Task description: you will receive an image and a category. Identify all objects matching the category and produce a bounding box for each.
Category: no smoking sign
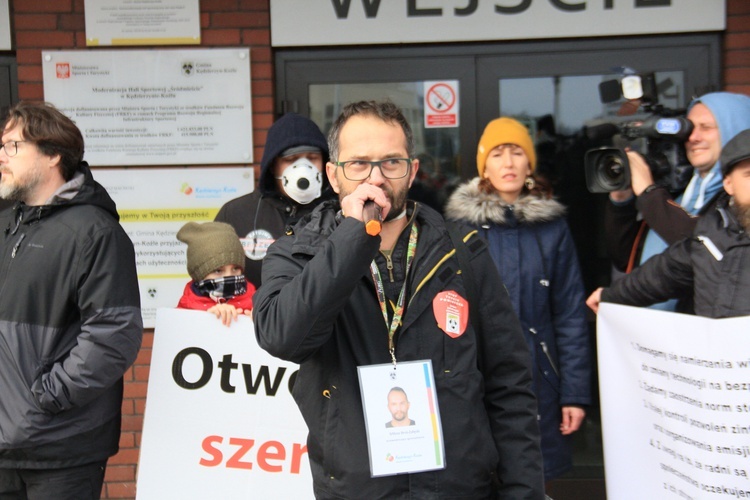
[424,80,459,128]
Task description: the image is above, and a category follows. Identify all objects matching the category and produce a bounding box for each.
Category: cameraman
[605,91,750,311]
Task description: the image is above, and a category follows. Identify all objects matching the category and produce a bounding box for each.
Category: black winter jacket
[602,193,750,318]
[253,201,544,499]
[0,164,143,468]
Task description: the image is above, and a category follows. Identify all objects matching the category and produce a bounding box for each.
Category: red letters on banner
[200,435,308,474]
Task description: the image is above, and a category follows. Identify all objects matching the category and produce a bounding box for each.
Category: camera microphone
[363,200,382,236]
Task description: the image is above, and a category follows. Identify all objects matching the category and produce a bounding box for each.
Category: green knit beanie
[176,221,245,281]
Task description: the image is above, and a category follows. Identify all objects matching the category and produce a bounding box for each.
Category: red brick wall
[726,0,750,94]
[7,1,749,499]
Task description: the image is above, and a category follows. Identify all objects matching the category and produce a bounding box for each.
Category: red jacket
[176,280,255,311]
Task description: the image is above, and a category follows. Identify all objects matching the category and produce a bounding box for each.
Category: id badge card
[357,360,446,477]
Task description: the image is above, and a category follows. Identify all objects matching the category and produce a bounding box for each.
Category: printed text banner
[136,308,313,499]
[598,304,750,500]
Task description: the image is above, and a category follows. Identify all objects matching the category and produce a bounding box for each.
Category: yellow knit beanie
[476,117,536,177]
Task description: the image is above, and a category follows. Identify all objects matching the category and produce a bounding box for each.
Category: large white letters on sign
[598,304,750,500]
[136,309,313,499]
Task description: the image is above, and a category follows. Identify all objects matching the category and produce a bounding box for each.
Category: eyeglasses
[334,158,412,181]
[0,140,27,157]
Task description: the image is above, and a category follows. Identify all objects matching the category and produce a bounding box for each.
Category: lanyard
[370,223,418,375]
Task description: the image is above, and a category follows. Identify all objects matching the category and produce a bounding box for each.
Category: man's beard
[0,175,33,202]
[336,177,410,222]
[731,199,750,233]
[0,162,46,203]
[383,183,409,222]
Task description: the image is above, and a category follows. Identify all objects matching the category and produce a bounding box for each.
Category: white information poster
[598,304,750,500]
[42,48,252,166]
[94,167,253,328]
[84,0,201,46]
[136,308,313,499]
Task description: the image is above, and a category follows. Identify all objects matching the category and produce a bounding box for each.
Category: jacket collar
[445,177,566,226]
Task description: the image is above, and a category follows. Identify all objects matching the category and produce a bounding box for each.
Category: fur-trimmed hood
[445,177,566,226]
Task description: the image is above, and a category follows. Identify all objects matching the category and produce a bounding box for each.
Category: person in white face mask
[215,113,331,287]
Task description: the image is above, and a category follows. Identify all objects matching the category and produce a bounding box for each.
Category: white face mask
[276,157,323,205]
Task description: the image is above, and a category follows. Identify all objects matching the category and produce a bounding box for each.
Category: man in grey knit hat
[215,113,332,287]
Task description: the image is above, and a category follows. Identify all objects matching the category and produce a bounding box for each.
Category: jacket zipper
[11,233,26,258]
[539,341,560,377]
[384,253,394,282]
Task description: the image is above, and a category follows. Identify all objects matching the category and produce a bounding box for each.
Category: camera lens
[584,147,630,193]
[601,154,625,181]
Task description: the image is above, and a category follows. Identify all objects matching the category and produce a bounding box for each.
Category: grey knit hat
[177,221,245,282]
[720,128,750,177]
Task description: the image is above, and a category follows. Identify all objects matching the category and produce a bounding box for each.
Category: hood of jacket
[445,177,566,226]
[689,92,750,178]
[258,112,331,197]
[10,162,119,227]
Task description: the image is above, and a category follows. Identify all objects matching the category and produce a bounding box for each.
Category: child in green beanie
[176,221,256,326]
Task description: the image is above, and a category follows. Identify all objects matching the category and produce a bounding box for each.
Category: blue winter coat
[447,178,591,480]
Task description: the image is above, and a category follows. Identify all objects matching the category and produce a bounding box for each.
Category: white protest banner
[42,48,252,166]
[95,167,253,328]
[136,308,313,499]
[597,304,750,500]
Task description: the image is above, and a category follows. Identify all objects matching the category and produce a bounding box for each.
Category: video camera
[583,73,694,194]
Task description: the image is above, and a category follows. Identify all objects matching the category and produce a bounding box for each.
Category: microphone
[363,200,382,236]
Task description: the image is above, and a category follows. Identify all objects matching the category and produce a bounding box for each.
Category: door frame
[275,33,720,181]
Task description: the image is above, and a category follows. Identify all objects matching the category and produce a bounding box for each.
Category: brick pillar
[725,0,750,94]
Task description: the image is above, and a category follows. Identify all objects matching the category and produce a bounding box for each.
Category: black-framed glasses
[334,158,412,181]
[0,140,27,157]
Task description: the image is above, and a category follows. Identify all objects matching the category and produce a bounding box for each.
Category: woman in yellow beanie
[446,117,591,484]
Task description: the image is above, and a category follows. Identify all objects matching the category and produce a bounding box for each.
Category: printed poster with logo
[136,308,313,499]
[41,48,252,166]
[95,167,253,328]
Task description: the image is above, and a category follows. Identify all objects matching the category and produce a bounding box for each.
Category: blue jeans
[0,461,106,500]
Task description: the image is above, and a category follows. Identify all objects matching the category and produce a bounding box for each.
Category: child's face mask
[276,157,323,205]
[196,275,247,301]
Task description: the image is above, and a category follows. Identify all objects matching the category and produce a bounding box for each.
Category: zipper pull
[12,234,26,258]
